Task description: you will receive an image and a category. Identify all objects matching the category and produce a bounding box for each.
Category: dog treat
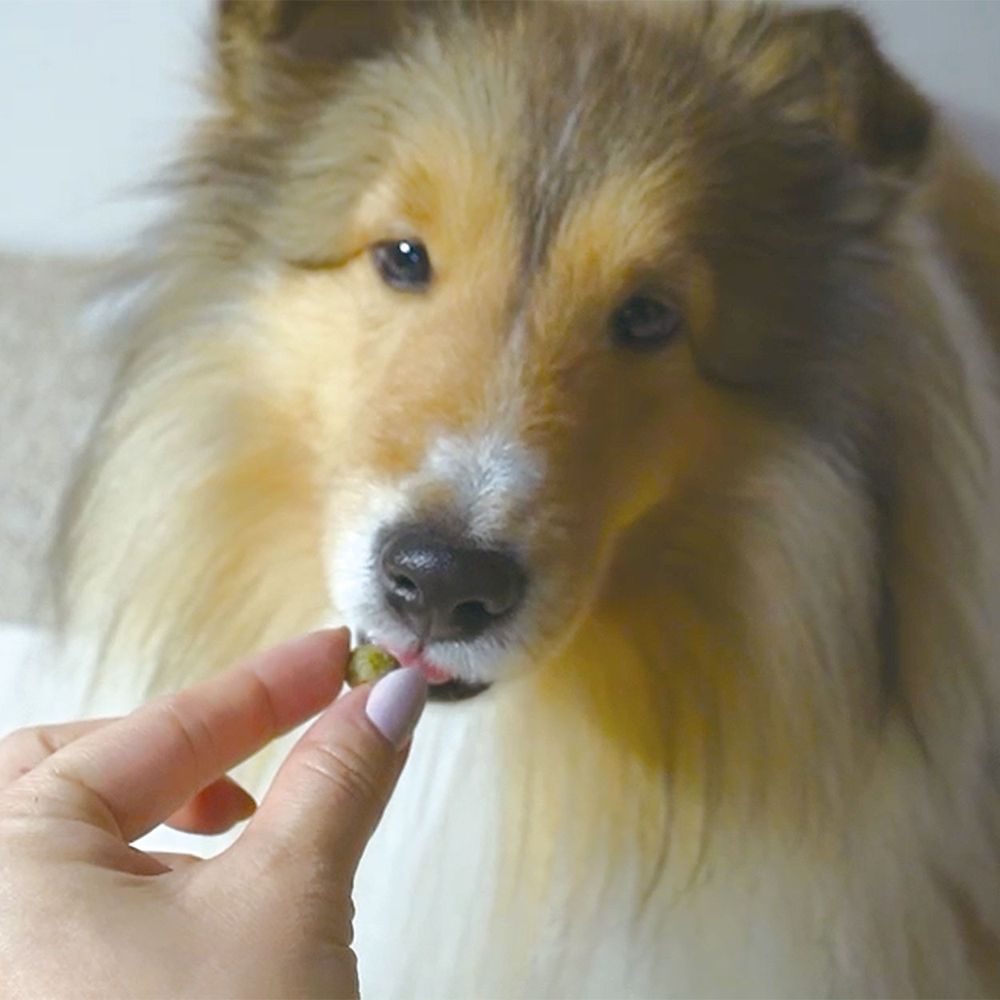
[346,643,401,687]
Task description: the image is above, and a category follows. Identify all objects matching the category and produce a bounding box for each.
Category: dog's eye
[372,239,432,291]
[611,296,682,351]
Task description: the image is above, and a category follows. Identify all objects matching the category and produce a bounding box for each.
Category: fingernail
[365,668,428,749]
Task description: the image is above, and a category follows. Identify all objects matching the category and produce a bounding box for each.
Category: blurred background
[0,0,998,256]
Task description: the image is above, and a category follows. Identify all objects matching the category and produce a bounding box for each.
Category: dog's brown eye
[372,239,432,291]
[611,296,682,351]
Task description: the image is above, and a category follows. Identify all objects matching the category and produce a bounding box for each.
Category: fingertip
[296,626,354,685]
[320,624,351,645]
[167,776,257,835]
[240,627,355,735]
[303,626,352,662]
[232,784,258,823]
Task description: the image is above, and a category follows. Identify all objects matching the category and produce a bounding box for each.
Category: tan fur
[56,2,1000,995]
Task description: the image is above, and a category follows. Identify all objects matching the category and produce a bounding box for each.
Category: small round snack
[346,643,401,687]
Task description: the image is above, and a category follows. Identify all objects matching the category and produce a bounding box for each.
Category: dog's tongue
[398,650,452,685]
[421,664,453,684]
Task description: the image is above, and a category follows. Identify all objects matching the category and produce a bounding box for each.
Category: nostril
[378,527,527,642]
[451,600,494,635]
[389,573,420,601]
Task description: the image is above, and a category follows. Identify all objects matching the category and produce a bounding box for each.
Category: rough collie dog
[55,1,1000,996]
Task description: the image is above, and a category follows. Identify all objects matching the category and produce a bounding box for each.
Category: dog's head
[204,1,932,699]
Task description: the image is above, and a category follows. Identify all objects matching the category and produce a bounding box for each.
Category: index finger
[3,629,350,843]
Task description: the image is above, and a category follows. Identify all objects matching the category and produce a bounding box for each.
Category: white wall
[0,0,210,254]
[0,0,998,255]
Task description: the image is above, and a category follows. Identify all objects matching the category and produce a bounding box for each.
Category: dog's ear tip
[213,0,436,120]
[735,4,935,180]
[819,6,934,174]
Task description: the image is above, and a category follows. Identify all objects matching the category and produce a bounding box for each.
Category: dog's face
[214,1,930,698]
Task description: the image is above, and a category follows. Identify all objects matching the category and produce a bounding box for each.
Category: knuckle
[0,727,60,780]
[155,693,220,769]
[0,728,30,764]
[42,764,124,836]
[245,667,281,740]
[0,763,122,838]
[301,739,383,810]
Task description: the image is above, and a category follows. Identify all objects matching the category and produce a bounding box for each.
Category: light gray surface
[0,1,997,255]
[0,0,208,255]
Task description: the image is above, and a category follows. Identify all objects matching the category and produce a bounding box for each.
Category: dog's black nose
[379,529,525,642]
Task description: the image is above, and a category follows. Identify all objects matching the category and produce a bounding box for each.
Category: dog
[55,1,1000,995]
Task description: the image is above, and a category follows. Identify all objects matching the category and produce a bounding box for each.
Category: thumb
[231,667,427,888]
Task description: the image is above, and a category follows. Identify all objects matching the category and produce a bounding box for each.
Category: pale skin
[0,628,421,999]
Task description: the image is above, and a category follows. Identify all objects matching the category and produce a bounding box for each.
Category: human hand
[0,628,427,999]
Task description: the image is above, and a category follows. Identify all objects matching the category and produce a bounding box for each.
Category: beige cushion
[0,253,114,625]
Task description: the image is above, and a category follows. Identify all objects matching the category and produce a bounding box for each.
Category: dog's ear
[215,0,435,119]
[734,5,933,180]
[688,7,935,390]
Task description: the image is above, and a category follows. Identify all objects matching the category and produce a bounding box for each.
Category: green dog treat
[346,643,400,687]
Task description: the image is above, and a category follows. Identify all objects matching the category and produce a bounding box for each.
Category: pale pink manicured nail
[365,668,428,749]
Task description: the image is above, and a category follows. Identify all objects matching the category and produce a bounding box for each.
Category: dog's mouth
[423,677,492,702]
[357,632,492,703]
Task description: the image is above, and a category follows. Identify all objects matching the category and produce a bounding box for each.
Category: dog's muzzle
[374,525,528,701]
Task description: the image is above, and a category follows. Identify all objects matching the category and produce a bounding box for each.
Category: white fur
[422,431,544,540]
